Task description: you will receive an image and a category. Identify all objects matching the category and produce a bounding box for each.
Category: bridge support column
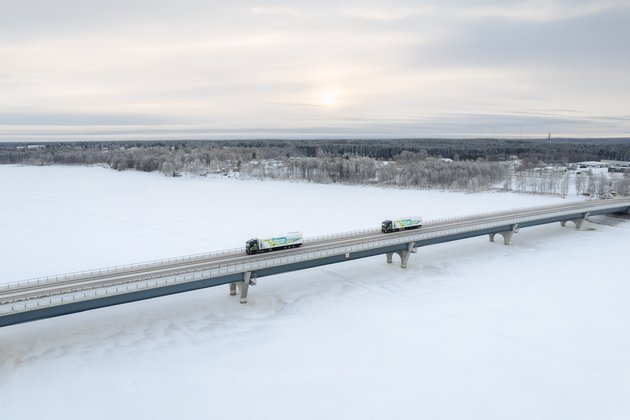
[489,224,518,245]
[236,271,253,304]
[561,213,589,230]
[229,282,237,296]
[395,242,417,268]
[386,252,393,264]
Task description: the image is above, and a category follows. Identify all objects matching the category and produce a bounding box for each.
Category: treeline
[2,138,630,168]
[575,173,630,196]
[510,171,570,195]
[1,139,628,195]
[241,156,508,191]
[506,170,630,196]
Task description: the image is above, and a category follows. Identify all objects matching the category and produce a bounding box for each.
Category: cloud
[0,0,629,140]
[418,9,630,69]
[249,6,301,17]
[342,7,435,21]
[458,0,630,22]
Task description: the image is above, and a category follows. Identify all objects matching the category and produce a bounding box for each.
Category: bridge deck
[2,198,629,328]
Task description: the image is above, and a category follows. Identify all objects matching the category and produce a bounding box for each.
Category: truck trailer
[245,232,304,255]
[381,217,423,233]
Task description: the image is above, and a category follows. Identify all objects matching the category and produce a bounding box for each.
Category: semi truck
[381,217,423,233]
[245,232,304,255]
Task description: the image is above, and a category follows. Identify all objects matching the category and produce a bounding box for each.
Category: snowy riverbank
[1,165,629,420]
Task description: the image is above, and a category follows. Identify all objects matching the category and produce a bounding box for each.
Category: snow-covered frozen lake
[1,165,629,419]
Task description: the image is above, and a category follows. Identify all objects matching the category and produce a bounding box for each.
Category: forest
[2,138,629,195]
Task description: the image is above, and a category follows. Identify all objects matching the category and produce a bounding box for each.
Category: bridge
[2,198,629,328]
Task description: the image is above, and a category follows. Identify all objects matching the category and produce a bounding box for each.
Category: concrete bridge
[1,198,629,328]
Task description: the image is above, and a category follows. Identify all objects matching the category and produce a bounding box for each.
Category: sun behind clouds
[319,89,339,107]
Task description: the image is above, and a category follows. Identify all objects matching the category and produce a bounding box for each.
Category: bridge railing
[424,198,595,226]
[5,199,628,316]
[3,197,629,313]
[0,227,383,292]
[0,246,245,291]
[180,198,629,273]
[0,213,546,316]
[305,228,380,243]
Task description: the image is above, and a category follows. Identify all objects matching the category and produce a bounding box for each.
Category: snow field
[1,165,629,420]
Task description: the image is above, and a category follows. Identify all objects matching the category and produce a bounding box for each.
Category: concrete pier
[236,271,253,304]
[394,242,417,268]
[560,213,589,229]
[489,224,519,245]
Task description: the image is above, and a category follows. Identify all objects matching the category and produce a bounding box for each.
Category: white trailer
[246,232,303,254]
[381,217,423,233]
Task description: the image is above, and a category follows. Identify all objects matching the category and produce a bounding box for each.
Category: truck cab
[245,239,259,255]
[381,220,394,233]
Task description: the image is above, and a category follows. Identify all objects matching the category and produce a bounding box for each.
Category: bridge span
[2,198,629,328]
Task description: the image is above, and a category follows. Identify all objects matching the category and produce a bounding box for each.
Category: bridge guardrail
[0,200,630,315]
[0,246,246,291]
[3,198,629,316]
[305,228,379,243]
[213,198,628,270]
[424,197,600,226]
[0,214,556,316]
[5,197,626,292]
[0,228,385,291]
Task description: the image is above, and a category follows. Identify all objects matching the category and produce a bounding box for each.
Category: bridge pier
[489,224,519,245]
[233,271,254,304]
[386,252,393,264]
[393,242,417,268]
[561,213,589,229]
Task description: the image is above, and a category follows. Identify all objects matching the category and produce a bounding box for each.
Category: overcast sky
[1,0,629,141]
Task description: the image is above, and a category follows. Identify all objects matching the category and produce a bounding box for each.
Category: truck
[245,232,304,255]
[381,217,423,233]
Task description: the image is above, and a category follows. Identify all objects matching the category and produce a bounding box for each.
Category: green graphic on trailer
[261,235,301,248]
[395,218,421,227]
[264,237,287,247]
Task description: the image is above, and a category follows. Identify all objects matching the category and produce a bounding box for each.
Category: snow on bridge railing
[0,246,245,291]
[2,197,629,312]
[207,199,630,272]
[424,197,630,226]
[54,200,630,280]
[305,228,379,243]
[197,200,628,279]
[1,227,383,293]
[0,223,470,315]
[3,199,629,317]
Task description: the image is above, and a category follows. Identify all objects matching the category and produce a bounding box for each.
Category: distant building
[601,160,630,167]
[576,161,606,169]
[16,144,45,150]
